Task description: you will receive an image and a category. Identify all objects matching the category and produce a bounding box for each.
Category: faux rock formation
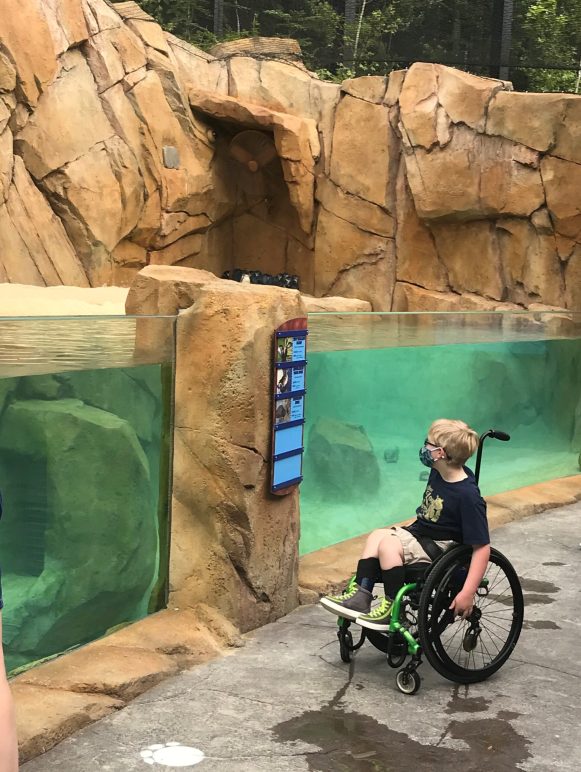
[127,265,305,633]
[306,416,380,499]
[0,1,579,311]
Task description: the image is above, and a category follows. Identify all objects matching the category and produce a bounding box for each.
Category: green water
[300,337,581,555]
[0,364,172,674]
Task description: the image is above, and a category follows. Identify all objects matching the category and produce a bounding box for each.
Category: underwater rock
[19,374,61,400]
[59,367,159,443]
[383,447,399,463]
[0,398,156,665]
[307,417,380,499]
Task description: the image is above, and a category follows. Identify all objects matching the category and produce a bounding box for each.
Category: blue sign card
[272,325,307,493]
[291,366,304,391]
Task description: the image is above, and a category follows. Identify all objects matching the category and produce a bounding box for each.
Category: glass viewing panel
[300,311,581,555]
[0,316,175,674]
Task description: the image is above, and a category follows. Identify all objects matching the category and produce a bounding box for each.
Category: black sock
[382,566,405,601]
[356,558,381,592]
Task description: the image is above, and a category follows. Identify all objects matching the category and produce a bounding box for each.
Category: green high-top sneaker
[320,579,373,621]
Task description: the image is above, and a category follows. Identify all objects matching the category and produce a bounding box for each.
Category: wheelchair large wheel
[418,545,523,684]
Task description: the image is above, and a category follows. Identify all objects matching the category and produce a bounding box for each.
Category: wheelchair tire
[418,545,523,684]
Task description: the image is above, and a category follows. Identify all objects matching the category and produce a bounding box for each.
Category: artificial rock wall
[1,0,580,311]
[127,265,303,632]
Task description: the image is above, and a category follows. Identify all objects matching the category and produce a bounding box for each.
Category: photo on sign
[276,337,293,363]
[276,368,292,395]
[275,399,291,424]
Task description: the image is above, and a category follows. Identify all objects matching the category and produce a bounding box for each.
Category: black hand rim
[418,546,524,683]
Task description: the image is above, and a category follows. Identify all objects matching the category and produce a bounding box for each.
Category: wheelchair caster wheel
[339,629,353,663]
[396,669,421,695]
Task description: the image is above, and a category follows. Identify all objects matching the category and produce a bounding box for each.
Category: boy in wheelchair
[320,418,491,632]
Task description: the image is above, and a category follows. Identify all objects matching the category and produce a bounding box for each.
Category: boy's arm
[449,543,491,619]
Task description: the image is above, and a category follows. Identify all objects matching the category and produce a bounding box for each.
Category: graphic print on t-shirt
[417,485,444,523]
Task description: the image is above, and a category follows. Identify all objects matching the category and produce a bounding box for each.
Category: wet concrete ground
[22,504,581,771]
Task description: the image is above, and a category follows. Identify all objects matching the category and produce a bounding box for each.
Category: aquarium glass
[0,315,175,674]
[301,311,581,555]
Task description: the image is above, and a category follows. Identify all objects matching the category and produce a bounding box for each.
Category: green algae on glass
[300,329,581,556]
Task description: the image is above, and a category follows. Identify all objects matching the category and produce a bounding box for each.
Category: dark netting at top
[141,0,581,93]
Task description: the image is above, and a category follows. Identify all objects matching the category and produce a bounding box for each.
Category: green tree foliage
[140,0,218,48]
[139,0,581,92]
[512,0,581,92]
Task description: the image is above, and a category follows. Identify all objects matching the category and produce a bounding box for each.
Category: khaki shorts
[387,526,456,564]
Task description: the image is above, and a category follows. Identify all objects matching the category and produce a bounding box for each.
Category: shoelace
[367,598,392,618]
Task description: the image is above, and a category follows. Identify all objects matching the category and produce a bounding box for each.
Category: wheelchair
[334,430,525,695]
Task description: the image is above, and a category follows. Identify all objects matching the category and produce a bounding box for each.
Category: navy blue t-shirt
[407,467,489,545]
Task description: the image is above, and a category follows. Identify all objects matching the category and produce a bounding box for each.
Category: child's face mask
[419,444,435,467]
[419,438,443,468]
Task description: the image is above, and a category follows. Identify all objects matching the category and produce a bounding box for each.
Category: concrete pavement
[22,504,581,771]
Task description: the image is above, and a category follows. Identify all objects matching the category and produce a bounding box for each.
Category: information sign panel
[271,317,307,494]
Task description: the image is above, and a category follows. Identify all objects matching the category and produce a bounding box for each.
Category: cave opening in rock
[193,110,313,292]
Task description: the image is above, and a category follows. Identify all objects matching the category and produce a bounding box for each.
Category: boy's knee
[378,533,403,554]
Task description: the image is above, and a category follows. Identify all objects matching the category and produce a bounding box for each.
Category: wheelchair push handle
[488,429,510,442]
[474,428,511,485]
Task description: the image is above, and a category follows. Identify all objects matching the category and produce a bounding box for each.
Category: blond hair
[429,418,479,466]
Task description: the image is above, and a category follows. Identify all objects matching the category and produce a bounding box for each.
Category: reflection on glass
[301,311,581,555]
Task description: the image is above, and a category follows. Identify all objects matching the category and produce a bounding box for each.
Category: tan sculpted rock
[431,221,504,300]
[398,63,438,149]
[15,51,114,179]
[314,209,394,310]
[0,0,58,107]
[541,155,581,242]
[301,294,372,312]
[341,76,388,104]
[487,91,565,151]
[128,267,304,632]
[330,94,391,208]
[436,65,506,132]
[0,3,579,308]
[394,160,448,291]
[404,127,544,221]
[316,176,394,238]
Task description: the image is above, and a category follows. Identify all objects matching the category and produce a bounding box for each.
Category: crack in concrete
[509,657,581,681]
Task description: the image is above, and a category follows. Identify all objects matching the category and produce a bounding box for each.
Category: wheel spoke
[483,564,503,593]
[478,607,514,617]
[418,549,523,680]
[476,635,494,666]
[479,621,508,646]
[480,616,512,635]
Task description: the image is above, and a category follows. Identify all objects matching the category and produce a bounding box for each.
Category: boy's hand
[449,590,475,619]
